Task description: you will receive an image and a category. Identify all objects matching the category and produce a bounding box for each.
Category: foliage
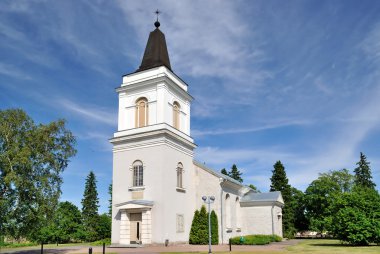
[230,234,282,245]
[91,238,111,246]
[96,213,111,240]
[108,183,112,217]
[189,206,218,244]
[221,164,243,183]
[304,174,341,232]
[354,152,376,189]
[269,161,294,238]
[32,201,83,243]
[81,171,100,242]
[320,169,354,193]
[291,188,309,231]
[248,184,260,193]
[210,210,218,244]
[229,164,243,183]
[330,188,380,245]
[0,109,76,240]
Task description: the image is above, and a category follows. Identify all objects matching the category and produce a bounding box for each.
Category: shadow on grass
[1,248,77,254]
[308,243,378,247]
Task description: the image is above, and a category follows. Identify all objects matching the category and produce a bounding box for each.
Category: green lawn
[162,239,380,254]
[286,239,380,254]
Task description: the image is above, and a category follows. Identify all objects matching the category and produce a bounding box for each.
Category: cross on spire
[155,9,161,21]
[154,9,161,28]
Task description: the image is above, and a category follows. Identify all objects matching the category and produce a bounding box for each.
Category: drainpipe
[219,178,226,244]
[271,205,275,236]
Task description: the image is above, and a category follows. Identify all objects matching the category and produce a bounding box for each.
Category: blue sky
[1,0,380,213]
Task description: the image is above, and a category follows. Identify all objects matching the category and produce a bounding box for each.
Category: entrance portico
[116,200,153,245]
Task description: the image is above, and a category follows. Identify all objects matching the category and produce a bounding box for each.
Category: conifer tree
[189,210,200,244]
[81,171,99,241]
[108,183,112,217]
[270,161,295,238]
[354,152,376,189]
[210,210,219,244]
[221,168,229,176]
[229,164,243,183]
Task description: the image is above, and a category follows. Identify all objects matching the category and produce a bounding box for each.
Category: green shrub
[189,206,219,244]
[230,235,282,245]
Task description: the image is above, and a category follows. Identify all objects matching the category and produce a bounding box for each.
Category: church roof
[241,191,283,204]
[193,160,244,187]
[136,22,172,72]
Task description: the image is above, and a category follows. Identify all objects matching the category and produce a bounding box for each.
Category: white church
[110,19,284,246]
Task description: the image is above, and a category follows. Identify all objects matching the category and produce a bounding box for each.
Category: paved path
[1,240,301,254]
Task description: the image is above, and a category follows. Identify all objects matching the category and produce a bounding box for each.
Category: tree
[320,169,354,193]
[54,201,82,243]
[108,183,112,217]
[81,171,99,241]
[330,188,380,245]
[248,184,260,193]
[229,164,243,183]
[221,168,228,176]
[221,165,243,183]
[354,152,376,189]
[269,161,294,238]
[96,213,111,240]
[0,109,76,240]
[189,206,217,244]
[291,188,309,231]
[304,174,341,232]
[210,210,218,244]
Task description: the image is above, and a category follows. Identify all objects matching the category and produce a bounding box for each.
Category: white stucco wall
[117,67,191,135]
[111,134,196,244]
[240,205,283,237]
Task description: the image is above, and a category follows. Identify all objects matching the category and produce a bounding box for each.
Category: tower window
[132,160,144,187]
[135,97,148,128]
[173,101,180,129]
[176,162,184,188]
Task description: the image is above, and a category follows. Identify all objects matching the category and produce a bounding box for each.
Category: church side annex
[110,18,284,246]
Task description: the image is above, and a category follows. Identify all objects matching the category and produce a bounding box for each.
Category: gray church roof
[137,21,172,72]
[193,160,245,187]
[241,191,282,203]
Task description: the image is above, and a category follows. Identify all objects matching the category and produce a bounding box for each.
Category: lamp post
[202,195,215,254]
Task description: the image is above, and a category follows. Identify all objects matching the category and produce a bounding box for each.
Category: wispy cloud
[193,119,312,137]
[57,98,117,127]
[0,63,32,80]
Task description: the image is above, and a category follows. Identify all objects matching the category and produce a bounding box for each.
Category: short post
[89,247,92,254]
[229,238,231,252]
[40,243,43,254]
[102,242,105,254]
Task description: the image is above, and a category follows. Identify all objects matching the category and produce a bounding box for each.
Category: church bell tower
[110,18,196,245]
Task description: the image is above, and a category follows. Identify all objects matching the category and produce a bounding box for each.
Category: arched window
[235,197,240,229]
[225,194,231,228]
[132,160,143,187]
[135,97,148,128]
[173,101,180,129]
[176,162,184,188]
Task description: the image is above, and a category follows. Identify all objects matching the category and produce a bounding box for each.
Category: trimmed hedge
[230,234,282,245]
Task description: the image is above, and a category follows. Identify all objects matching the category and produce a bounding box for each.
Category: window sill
[128,186,145,191]
[226,228,233,233]
[176,187,186,193]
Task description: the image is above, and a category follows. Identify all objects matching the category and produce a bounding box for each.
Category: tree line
[0,109,110,244]
[220,153,379,245]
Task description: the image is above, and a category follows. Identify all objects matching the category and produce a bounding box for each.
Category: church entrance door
[130,213,142,244]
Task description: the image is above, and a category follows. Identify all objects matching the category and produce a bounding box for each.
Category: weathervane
[154,9,161,28]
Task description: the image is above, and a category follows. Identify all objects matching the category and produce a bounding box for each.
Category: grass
[162,239,380,254]
[286,239,380,253]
